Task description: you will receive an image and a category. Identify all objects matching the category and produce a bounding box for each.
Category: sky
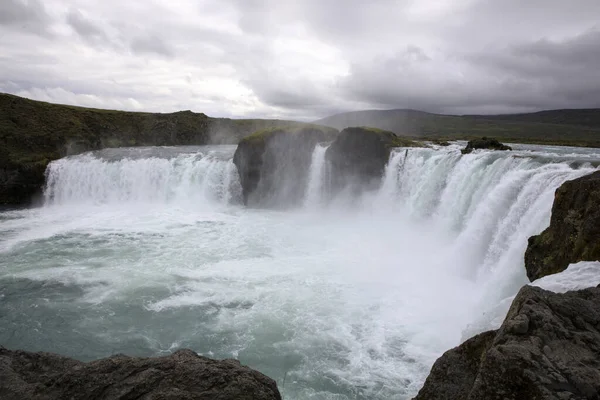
[1,0,600,120]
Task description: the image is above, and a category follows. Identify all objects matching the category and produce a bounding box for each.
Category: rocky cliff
[232,126,425,206]
[525,170,600,281]
[233,126,338,207]
[325,127,424,195]
[414,285,600,400]
[0,93,319,205]
[0,347,281,400]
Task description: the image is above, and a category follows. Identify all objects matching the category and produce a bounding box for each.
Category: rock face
[414,285,600,400]
[233,126,338,206]
[525,170,600,281]
[461,137,512,154]
[0,347,282,400]
[324,127,423,194]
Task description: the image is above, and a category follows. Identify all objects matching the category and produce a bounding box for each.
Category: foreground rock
[0,347,281,400]
[414,285,600,400]
[233,126,337,206]
[325,127,424,194]
[525,170,600,281]
[461,137,512,154]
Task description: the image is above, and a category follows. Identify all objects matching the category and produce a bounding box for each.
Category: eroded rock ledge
[0,348,282,400]
[525,170,600,281]
[414,285,600,400]
[233,126,423,206]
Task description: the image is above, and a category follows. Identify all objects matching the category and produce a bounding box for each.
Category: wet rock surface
[414,285,600,400]
[525,170,600,281]
[0,347,282,400]
[461,137,512,154]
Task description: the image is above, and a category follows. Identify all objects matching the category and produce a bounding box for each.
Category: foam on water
[1,143,599,400]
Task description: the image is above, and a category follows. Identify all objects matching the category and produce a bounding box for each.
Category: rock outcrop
[525,170,600,281]
[325,127,423,194]
[461,137,512,154]
[0,347,281,400]
[0,93,323,205]
[414,285,600,400]
[233,126,338,206]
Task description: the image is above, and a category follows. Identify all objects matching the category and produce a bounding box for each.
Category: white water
[1,143,599,400]
[44,146,241,207]
[304,143,329,207]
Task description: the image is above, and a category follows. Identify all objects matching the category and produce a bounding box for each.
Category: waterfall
[44,146,241,206]
[378,146,597,332]
[304,144,329,208]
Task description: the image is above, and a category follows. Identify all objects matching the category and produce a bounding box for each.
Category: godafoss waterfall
[1,138,600,399]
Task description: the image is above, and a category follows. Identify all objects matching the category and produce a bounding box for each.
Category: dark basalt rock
[461,137,512,154]
[0,347,282,400]
[414,285,600,400]
[525,170,600,281]
[233,126,337,207]
[324,126,423,194]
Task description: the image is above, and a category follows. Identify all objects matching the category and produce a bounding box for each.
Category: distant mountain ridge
[315,108,600,146]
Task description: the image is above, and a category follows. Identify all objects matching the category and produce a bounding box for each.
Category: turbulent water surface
[1,143,599,399]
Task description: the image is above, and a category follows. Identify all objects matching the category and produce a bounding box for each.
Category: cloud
[0,0,51,35]
[66,8,109,44]
[0,0,599,119]
[130,34,175,57]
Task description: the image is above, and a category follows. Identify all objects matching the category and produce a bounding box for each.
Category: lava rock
[0,347,282,400]
[325,126,423,194]
[233,126,337,207]
[414,285,600,400]
[461,137,512,154]
[525,170,600,281]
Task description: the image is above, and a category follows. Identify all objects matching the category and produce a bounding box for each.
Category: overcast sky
[1,0,600,120]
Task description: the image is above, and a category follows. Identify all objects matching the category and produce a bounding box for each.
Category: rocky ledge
[525,170,600,281]
[325,127,424,194]
[461,137,512,154]
[233,125,338,206]
[233,125,423,206]
[414,285,600,400]
[0,347,281,400]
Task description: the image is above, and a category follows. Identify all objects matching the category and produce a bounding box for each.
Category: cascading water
[44,146,241,206]
[1,142,599,400]
[304,143,329,207]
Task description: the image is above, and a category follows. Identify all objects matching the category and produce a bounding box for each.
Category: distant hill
[315,108,600,147]
[0,93,331,204]
[465,109,600,129]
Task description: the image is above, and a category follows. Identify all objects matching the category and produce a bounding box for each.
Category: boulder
[414,285,600,400]
[461,137,512,154]
[0,347,281,400]
[324,127,423,194]
[233,126,337,207]
[525,170,600,281]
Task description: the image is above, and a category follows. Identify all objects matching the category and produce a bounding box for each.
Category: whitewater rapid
[1,142,599,400]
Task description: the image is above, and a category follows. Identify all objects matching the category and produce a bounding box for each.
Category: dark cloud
[130,34,175,58]
[66,9,109,44]
[0,0,599,119]
[0,0,50,34]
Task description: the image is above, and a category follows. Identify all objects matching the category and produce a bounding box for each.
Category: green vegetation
[240,125,338,145]
[355,126,426,148]
[315,109,600,148]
